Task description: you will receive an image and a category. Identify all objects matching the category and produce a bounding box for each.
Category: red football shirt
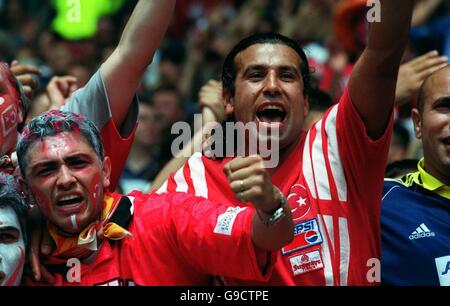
[161,88,393,285]
[26,192,275,286]
[100,118,136,191]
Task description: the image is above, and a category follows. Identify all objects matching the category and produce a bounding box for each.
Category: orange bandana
[44,193,133,265]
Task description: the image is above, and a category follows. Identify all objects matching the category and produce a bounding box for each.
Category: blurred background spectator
[1,0,448,188]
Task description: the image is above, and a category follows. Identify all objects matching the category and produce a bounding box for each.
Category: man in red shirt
[161,1,415,285]
[1,0,177,282]
[17,110,293,286]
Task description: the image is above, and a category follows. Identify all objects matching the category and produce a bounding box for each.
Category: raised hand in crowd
[150,79,225,191]
[46,75,78,109]
[395,50,448,106]
[10,60,42,99]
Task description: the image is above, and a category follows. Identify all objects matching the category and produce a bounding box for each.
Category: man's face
[136,103,161,147]
[413,67,450,183]
[25,132,111,234]
[0,66,22,156]
[0,206,25,286]
[224,44,308,154]
[153,91,183,129]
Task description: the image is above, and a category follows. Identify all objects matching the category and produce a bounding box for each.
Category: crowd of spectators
[1,0,449,191]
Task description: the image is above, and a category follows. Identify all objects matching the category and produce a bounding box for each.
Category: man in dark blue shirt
[382,65,450,286]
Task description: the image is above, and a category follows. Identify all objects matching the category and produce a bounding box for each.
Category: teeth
[60,195,80,202]
[261,105,284,112]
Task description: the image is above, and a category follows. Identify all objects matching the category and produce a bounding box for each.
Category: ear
[17,176,28,196]
[411,108,422,140]
[303,95,309,118]
[223,91,234,116]
[17,105,24,126]
[102,156,112,190]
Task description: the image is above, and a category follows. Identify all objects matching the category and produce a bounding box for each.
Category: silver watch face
[265,193,286,225]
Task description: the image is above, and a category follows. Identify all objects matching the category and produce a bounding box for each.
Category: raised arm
[102,0,176,127]
[349,0,414,139]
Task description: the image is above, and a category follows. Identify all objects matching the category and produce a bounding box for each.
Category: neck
[423,159,450,186]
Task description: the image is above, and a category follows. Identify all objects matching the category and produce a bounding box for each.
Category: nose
[56,165,76,190]
[263,71,282,97]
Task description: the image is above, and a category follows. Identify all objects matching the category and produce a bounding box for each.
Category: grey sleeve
[61,67,138,137]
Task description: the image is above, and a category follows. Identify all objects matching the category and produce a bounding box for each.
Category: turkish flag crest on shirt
[287,184,311,222]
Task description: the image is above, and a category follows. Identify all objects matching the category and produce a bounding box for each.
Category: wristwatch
[263,190,287,226]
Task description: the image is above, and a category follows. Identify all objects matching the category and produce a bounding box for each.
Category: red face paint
[76,172,103,231]
[26,132,106,235]
[0,64,21,156]
[4,247,25,286]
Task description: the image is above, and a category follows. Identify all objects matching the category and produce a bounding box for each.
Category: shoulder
[382,178,409,199]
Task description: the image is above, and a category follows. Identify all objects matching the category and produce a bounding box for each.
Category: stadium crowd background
[1,0,449,192]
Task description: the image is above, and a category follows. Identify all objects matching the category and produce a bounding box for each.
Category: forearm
[114,0,175,73]
[102,0,176,126]
[251,202,293,251]
[365,0,414,73]
[349,0,414,139]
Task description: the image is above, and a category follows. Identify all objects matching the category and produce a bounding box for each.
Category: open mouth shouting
[256,102,287,128]
[56,193,85,214]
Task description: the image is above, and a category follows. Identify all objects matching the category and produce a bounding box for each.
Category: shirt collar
[414,158,450,199]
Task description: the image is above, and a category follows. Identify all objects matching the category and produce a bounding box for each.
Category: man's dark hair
[16,110,104,179]
[308,87,334,112]
[0,173,28,245]
[221,32,312,98]
[150,84,183,108]
[137,91,154,108]
[385,159,419,179]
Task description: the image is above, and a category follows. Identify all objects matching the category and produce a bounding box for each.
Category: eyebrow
[29,160,58,173]
[29,153,93,172]
[243,64,300,75]
[64,154,92,163]
[433,96,450,106]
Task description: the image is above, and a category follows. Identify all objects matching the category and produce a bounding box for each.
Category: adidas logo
[409,223,436,240]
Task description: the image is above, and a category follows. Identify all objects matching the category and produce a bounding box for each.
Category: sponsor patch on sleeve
[282,218,323,255]
[289,250,324,276]
[435,255,450,286]
[214,207,247,236]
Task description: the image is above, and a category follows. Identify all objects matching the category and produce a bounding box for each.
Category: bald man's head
[417,64,450,114]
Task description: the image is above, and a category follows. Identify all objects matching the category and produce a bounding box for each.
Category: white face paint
[71,214,78,231]
[0,206,25,286]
